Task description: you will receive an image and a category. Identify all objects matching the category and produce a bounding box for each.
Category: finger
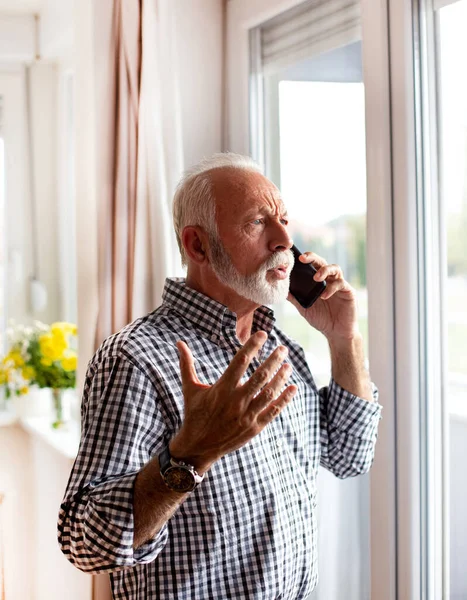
[313,264,343,282]
[176,340,200,388]
[320,280,353,300]
[249,363,293,413]
[257,385,298,427]
[219,330,268,386]
[298,251,328,269]
[241,345,288,398]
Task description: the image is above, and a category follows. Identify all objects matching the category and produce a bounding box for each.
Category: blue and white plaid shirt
[58,278,382,600]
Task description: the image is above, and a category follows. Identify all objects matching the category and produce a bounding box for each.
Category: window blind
[259,0,361,75]
[433,0,462,10]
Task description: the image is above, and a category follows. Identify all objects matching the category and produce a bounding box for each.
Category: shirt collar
[162,278,276,340]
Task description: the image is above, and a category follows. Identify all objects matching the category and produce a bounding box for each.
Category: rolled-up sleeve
[319,379,382,478]
[57,354,169,573]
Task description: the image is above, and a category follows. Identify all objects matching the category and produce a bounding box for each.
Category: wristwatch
[159,445,205,493]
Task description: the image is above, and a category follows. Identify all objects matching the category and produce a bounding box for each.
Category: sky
[439,0,467,217]
[278,81,367,228]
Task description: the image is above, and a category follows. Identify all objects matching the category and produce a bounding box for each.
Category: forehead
[209,167,286,218]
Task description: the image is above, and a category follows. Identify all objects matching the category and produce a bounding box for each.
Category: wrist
[327,330,363,352]
[169,437,215,476]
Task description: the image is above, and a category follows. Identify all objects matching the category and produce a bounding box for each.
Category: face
[208,168,294,305]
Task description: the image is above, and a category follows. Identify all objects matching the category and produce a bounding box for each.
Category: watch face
[164,467,196,493]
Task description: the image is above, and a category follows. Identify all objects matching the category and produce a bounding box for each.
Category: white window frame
[57,68,77,322]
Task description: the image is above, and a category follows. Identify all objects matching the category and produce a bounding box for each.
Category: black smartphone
[289,245,326,309]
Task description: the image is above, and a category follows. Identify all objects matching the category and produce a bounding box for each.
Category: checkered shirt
[58,277,382,600]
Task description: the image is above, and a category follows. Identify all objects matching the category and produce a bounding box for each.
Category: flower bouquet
[1,321,78,427]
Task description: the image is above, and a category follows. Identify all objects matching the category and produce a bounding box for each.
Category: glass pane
[277,79,367,386]
[437,2,467,597]
[262,42,370,600]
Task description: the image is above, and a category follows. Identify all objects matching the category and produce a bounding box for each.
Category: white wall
[173,0,224,166]
[40,0,74,65]
[0,425,34,600]
[0,14,35,61]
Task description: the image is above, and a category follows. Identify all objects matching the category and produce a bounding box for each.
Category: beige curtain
[95,0,183,347]
[132,0,184,320]
[95,0,142,346]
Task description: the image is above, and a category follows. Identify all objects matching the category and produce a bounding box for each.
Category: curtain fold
[95,0,183,347]
[132,0,184,321]
[95,0,142,346]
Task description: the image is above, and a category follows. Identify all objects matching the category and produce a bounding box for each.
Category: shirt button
[210,334,218,342]
[276,438,283,448]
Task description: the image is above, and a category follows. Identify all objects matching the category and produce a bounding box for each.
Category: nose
[269,221,293,253]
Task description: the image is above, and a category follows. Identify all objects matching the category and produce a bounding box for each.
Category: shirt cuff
[82,471,168,567]
[326,379,382,442]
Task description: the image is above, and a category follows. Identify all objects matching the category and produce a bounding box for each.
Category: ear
[181,226,209,264]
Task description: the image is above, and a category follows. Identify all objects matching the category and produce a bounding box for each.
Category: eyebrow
[245,206,288,218]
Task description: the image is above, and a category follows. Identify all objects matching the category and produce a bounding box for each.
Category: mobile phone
[289,245,327,309]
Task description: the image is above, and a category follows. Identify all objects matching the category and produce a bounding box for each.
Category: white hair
[172,152,263,266]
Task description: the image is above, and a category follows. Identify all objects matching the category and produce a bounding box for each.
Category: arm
[58,355,170,573]
[287,251,382,477]
[132,454,188,549]
[59,333,297,571]
[329,333,373,403]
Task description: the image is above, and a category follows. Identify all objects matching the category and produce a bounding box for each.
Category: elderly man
[58,153,381,599]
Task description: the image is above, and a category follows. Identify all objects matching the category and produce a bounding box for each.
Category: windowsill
[0,405,80,460]
[20,415,80,459]
[0,406,18,427]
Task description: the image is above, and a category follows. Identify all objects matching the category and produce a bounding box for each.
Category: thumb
[176,340,199,389]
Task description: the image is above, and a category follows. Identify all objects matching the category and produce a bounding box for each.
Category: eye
[252,218,264,225]
[280,218,289,226]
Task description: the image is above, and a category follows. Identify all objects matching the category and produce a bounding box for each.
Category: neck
[185,269,259,344]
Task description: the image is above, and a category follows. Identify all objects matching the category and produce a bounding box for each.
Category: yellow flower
[22,366,36,381]
[51,322,77,336]
[40,357,53,367]
[0,370,6,385]
[3,351,25,368]
[61,352,77,372]
[19,386,29,395]
[39,333,66,361]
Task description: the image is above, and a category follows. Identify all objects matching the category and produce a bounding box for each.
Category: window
[271,67,368,387]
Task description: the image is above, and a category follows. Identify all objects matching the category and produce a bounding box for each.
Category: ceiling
[0,0,42,14]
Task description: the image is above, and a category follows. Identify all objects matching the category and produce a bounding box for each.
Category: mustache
[261,249,294,272]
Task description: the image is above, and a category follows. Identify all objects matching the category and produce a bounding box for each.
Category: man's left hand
[287,251,359,342]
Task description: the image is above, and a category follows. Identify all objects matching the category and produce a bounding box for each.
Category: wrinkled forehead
[209,167,286,218]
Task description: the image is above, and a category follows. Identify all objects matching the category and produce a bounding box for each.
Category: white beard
[209,234,293,306]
